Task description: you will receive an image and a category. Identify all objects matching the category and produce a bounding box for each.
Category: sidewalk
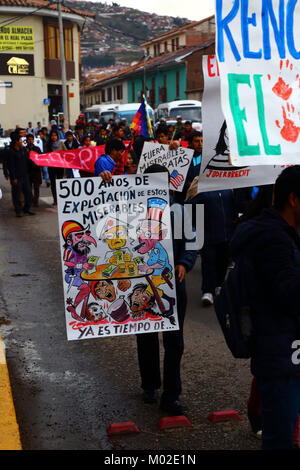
[0,333,22,450]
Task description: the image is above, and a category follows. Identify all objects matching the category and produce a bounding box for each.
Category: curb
[0,333,22,450]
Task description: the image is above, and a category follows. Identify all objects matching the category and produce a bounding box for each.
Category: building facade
[0,0,93,132]
[141,16,215,58]
[83,16,216,112]
[83,75,128,108]
[127,64,186,105]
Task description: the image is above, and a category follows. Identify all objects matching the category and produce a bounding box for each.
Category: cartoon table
[81,262,167,315]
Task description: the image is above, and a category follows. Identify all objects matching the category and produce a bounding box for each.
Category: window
[164,41,168,52]
[44,22,73,61]
[157,43,160,55]
[47,25,56,58]
[107,87,112,102]
[176,37,179,50]
[101,89,106,102]
[116,85,123,100]
[132,81,135,101]
[64,27,73,61]
[176,71,180,98]
[154,44,157,57]
[172,38,175,51]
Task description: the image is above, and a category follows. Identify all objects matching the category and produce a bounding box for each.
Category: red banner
[30,145,106,174]
[29,140,189,174]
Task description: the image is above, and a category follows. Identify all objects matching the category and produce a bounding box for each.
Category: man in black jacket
[7,133,34,217]
[230,166,300,450]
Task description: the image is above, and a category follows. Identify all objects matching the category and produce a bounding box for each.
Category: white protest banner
[56,174,179,341]
[216,0,300,166]
[199,54,286,192]
[137,141,194,191]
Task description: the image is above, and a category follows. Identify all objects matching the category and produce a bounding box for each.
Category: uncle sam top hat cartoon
[139,197,168,226]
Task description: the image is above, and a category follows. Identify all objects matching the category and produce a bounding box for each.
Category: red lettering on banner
[205,168,252,178]
[64,151,77,163]
[207,55,220,77]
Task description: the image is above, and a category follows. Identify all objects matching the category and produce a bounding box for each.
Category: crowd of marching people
[1,110,300,451]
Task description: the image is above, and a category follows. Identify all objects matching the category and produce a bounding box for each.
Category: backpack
[214,253,256,359]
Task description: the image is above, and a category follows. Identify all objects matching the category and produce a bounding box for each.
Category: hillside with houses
[65,0,192,69]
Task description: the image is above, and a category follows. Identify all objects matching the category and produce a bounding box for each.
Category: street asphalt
[0,172,260,451]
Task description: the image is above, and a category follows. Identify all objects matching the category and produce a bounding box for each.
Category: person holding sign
[136,164,197,415]
[25,133,42,207]
[47,130,66,206]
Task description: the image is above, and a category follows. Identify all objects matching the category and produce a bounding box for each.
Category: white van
[155,100,202,131]
[84,104,119,125]
[117,103,154,126]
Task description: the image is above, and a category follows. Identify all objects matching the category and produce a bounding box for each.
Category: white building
[0,0,94,133]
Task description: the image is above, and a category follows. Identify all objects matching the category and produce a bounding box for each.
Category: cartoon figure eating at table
[96,216,134,267]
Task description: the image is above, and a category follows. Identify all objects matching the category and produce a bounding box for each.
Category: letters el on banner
[216,0,300,166]
[56,173,179,341]
[199,54,286,193]
[137,142,194,191]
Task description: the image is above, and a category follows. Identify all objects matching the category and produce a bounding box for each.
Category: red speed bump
[208,410,243,423]
[159,416,192,430]
[107,421,140,436]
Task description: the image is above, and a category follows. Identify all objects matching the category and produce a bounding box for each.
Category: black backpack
[214,253,256,359]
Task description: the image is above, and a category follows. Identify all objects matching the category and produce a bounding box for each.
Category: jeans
[257,376,300,450]
[48,167,64,204]
[42,166,50,183]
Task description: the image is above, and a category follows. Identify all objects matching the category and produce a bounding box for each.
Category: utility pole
[58,0,69,131]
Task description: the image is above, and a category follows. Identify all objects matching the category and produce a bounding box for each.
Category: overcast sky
[86,0,215,21]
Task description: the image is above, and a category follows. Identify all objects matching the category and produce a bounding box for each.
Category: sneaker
[252,430,262,440]
[202,292,214,306]
[160,399,184,415]
[142,390,158,404]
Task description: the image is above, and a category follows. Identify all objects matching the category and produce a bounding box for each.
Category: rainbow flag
[130,95,154,138]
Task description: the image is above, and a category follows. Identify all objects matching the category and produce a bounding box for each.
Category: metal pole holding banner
[58,0,69,132]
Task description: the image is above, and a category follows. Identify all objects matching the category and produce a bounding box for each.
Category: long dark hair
[48,130,60,151]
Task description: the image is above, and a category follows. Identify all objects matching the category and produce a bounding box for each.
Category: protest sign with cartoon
[56,173,179,341]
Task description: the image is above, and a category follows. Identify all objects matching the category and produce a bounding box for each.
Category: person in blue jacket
[94,139,125,183]
[135,164,198,415]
